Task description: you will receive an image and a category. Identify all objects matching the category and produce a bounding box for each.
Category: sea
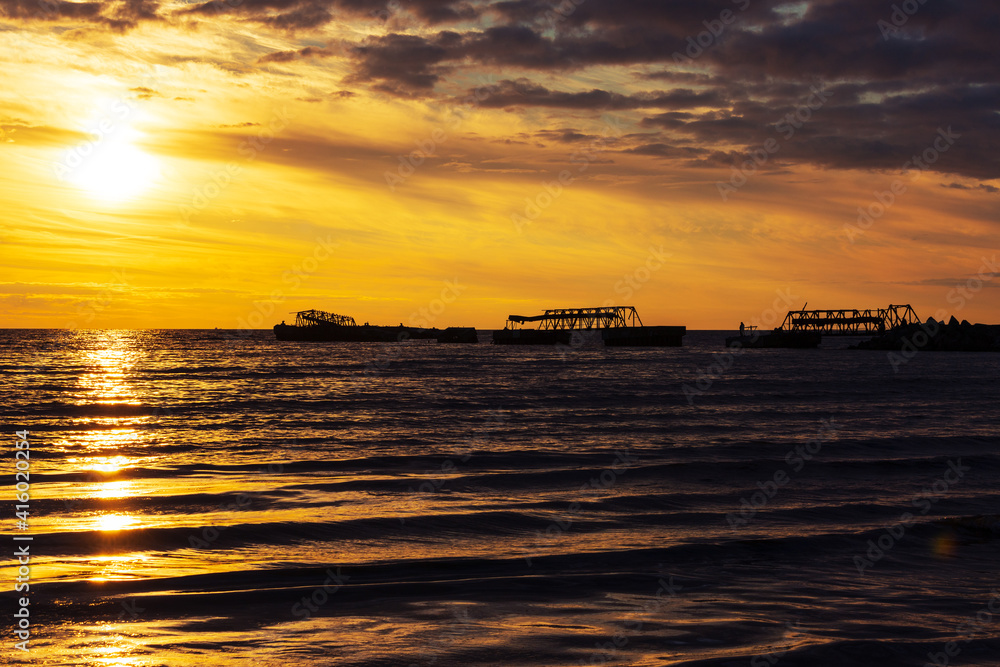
[2,328,999,666]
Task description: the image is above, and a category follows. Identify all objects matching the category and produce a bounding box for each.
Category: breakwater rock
[854,317,1000,352]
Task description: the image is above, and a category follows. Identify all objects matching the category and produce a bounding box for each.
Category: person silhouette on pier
[740,321,745,336]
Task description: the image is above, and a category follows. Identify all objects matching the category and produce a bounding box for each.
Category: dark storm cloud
[182,0,303,19]
[260,4,333,29]
[9,0,997,182]
[348,33,451,89]
[0,0,103,20]
[0,0,160,29]
[327,0,482,24]
[534,128,597,143]
[945,183,1000,194]
[634,82,1000,179]
[304,0,997,180]
[181,0,484,29]
[625,143,711,158]
[468,79,729,110]
[257,44,337,63]
[337,0,996,88]
[491,0,770,31]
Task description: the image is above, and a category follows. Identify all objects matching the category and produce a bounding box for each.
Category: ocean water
[2,329,999,666]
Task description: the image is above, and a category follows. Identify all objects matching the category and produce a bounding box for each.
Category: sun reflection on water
[76,331,142,406]
[88,552,149,583]
[89,455,133,472]
[64,333,162,504]
[97,514,137,532]
[88,623,149,666]
[95,479,135,499]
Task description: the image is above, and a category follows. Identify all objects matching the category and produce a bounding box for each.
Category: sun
[64,135,161,203]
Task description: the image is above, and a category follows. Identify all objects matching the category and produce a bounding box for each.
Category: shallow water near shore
[3,328,999,666]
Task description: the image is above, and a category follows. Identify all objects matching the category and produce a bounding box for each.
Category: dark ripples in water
[1,328,999,666]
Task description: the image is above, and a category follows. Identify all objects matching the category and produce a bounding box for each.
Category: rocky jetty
[854,316,1000,352]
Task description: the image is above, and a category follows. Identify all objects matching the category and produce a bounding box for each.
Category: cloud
[0,123,93,146]
[462,79,728,111]
[534,129,593,143]
[8,0,998,182]
[946,182,1000,194]
[0,0,103,21]
[0,0,160,29]
[348,33,451,90]
[130,86,161,100]
[309,0,998,179]
[625,143,710,159]
[257,44,337,63]
[179,0,483,31]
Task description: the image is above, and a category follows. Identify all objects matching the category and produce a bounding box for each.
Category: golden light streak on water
[96,514,137,532]
[76,331,142,406]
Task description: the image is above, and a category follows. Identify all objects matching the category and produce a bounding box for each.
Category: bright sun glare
[66,136,160,203]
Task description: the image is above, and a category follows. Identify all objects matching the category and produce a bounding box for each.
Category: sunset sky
[2,0,997,329]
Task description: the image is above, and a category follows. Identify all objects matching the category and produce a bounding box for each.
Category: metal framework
[779,304,920,336]
[506,306,643,330]
[293,309,357,327]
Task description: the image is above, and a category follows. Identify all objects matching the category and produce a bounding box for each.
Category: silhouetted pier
[495,306,685,346]
[778,304,920,336]
[275,309,477,343]
[507,306,644,330]
[294,309,357,327]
